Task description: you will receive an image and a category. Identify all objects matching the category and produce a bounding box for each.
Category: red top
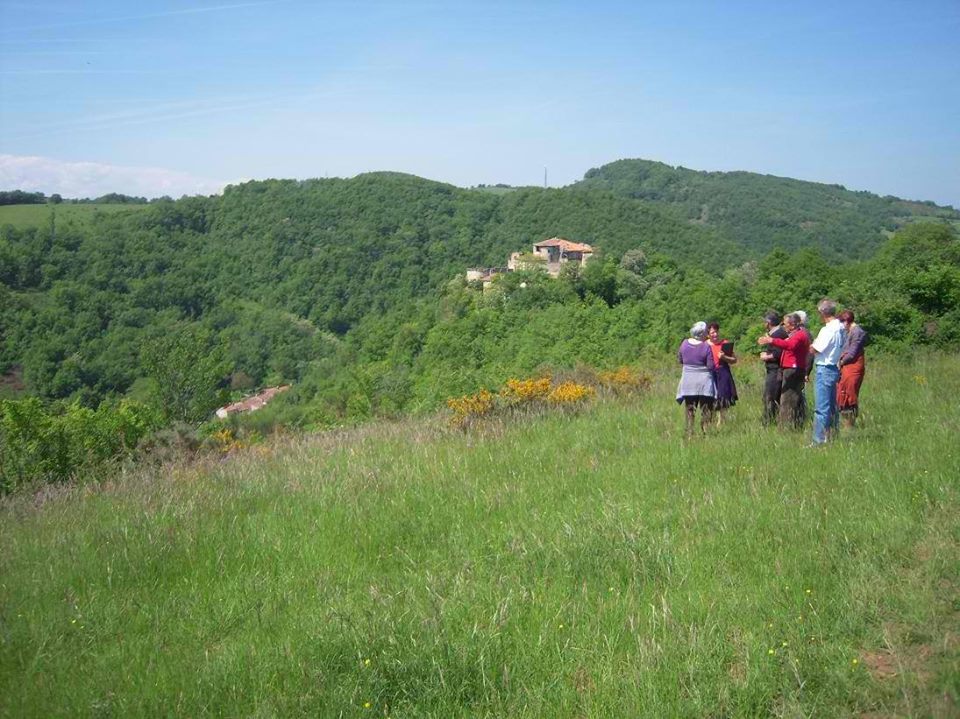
[708,339,730,365]
[769,330,810,369]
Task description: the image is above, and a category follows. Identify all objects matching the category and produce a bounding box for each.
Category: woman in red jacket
[758,312,810,429]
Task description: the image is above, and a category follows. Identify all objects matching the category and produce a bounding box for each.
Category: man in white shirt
[809,299,846,445]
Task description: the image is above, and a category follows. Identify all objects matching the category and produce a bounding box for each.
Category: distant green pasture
[0,203,150,230]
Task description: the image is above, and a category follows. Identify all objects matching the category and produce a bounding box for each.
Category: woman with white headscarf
[676,321,718,437]
[793,310,814,425]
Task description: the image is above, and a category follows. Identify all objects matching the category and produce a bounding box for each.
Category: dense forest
[577,159,959,260]
[1,160,959,487]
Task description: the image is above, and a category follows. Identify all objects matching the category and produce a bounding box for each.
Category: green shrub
[0,398,162,493]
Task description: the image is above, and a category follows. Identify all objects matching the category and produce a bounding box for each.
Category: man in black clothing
[759,311,788,425]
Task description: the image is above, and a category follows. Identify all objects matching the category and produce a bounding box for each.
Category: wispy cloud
[0,154,231,198]
[0,39,104,45]
[0,1,288,33]
[0,50,108,57]
[0,69,154,75]
[1,86,344,141]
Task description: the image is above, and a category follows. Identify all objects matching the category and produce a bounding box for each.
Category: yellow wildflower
[501,377,551,403]
[547,381,595,404]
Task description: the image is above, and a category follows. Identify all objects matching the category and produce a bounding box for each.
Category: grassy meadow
[0,203,150,230]
[1,354,958,717]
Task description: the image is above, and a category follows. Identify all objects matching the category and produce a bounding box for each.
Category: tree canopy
[1,167,957,430]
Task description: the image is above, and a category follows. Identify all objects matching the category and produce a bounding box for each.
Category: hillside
[1,162,958,429]
[575,159,960,260]
[208,174,733,332]
[0,172,730,406]
[2,354,958,716]
[0,202,150,230]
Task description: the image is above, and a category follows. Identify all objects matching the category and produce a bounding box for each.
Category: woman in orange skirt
[837,310,868,428]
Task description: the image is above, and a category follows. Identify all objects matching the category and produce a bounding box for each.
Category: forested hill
[575,158,959,260]
[1,162,958,417]
[209,173,732,331]
[0,171,728,404]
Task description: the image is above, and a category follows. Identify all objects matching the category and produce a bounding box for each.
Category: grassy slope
[1,355,958,717]
[0,203,149,229]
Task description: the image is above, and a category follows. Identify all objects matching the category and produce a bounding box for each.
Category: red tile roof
[533,237,594,253]
[216,385,291,418]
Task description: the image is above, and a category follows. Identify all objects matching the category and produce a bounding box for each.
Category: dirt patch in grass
[858,510,960,716]
[861,650,899,681]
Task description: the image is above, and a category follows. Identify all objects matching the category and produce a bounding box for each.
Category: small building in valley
[215,385,291,419]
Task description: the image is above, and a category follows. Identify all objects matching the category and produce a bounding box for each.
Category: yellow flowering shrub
[547,381,595,404]
[597,366,652,395]
[211,427,245,454]
[447,388,495,428]
[445,367,638,429]
[500,377,552,404]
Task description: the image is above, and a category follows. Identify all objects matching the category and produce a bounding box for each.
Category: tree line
[0,190,155,206]
[1,170,958,490]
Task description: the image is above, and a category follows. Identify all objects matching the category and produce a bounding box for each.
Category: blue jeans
[813,364,840,444]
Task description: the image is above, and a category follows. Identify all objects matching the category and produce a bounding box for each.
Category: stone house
[509,237,594,277]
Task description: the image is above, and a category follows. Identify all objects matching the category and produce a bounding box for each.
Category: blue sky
[0,0,958,204]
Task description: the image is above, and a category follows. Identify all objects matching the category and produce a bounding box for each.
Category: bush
[444,366,646,430]
[596,366,653,396]
[547,381,595,405]
[500,377,551,404]
[446,389,495,429]
[0,398,162,492]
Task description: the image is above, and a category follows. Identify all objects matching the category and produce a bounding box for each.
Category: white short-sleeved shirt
[812,318,846,366]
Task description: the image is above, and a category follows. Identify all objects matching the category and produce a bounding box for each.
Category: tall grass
[1,354,958,717]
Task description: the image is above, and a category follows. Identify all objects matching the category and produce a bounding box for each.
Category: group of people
[676,299,868,445]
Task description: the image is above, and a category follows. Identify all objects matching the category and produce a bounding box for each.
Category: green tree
[140,325,230,423]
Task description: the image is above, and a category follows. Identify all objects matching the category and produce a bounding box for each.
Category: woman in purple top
[676,321,717,437]
[837,309,868,428]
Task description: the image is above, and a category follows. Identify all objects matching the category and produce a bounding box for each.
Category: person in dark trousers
[758,312,811,429]
[759,311,788,425]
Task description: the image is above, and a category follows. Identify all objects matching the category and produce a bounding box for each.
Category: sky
[0,0,958,205]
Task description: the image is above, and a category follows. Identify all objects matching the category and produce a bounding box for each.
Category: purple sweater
[840,324,868,365]
[678,339,717,369]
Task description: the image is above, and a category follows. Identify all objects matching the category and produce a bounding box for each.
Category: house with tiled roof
[466,237,595,285]
[509,237,594,277]
[215,385,291,419]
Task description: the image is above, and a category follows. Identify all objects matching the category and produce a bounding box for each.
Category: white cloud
[0,154,229,199]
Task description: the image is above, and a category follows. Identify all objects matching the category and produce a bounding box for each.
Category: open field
[0,203,150,230]
[1,354,958,717]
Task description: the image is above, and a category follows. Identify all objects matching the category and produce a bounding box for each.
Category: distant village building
[512,238,594,277]
[465,266,510,289]
[215,385,291,419]
[466,237,594,284]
